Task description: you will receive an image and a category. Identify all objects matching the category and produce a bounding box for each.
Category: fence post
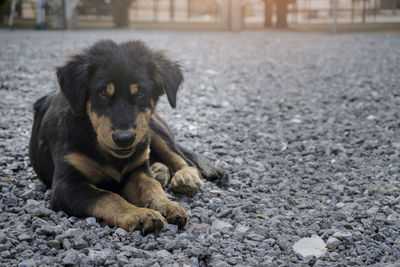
[231,0,242,31]
[362,0,366,23]
[218,0,231,30]
[187,0,192,20]
[48,0,65,29]
[332,0,337,34]
[36,0,46,28]
[170,0,175,22]
[65,0,79,29]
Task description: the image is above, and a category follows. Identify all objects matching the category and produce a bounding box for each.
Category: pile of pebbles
[0,30,399,266]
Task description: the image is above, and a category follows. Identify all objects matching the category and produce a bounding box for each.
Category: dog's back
[29,94,55,187]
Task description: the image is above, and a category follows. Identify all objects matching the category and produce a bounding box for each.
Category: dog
[29,40,227,235]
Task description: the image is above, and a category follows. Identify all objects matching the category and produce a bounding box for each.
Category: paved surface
[0,29,399,266]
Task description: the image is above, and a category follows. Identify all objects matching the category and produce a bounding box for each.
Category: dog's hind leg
[178,145,229,188]
[149,114,228,195]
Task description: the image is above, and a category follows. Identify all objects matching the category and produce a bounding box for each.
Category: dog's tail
[179,145,229,188]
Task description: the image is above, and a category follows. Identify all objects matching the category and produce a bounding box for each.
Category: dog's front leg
[150,130,204,196]
[51,166,166,235]
[121,167,188,228]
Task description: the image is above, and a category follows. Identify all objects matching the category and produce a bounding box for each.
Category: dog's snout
[112,132,135,147]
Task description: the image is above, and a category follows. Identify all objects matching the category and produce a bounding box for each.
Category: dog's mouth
[100,144,135,158]
[111,147,134,156]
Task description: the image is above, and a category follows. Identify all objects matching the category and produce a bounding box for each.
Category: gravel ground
[0,29,399,266]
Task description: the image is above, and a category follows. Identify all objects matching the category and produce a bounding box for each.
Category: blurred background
[1,0,400,32]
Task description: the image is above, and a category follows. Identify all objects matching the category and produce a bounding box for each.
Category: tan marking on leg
[65,153,121,183]
[106,83,115,96]
[149,131,203,195]
[121,171,187,228]
[150,131,188,172]
[130,84,138,95]
[92,191,166,233]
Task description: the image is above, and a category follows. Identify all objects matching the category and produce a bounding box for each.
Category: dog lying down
[29,40,227,235]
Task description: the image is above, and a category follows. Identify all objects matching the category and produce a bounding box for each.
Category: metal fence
[243,0,400,26]
[130,0,220,22]
[2,0,400,29]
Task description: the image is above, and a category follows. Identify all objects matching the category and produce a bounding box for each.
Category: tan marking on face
[130,84,138,95]
[150,130,189,172]
[65,153,121,183]
[106,83,115,96]
[87,102,120,155]
[133,109,152,147]
[87,102,151,159]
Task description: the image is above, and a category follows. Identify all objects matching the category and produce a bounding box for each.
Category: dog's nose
[112,132,135,147]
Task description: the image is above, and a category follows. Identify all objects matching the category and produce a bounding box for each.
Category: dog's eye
[97,88,107,98]
[137,88,144,98]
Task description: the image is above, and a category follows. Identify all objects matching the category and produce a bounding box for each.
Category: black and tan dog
[29,40,227,235]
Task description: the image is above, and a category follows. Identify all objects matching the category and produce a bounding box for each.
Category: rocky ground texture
[0,30,399,266]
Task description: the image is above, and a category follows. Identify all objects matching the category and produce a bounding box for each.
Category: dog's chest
[66,149,149,184]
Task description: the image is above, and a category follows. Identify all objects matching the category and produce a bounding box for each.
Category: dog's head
[57,40,183,158]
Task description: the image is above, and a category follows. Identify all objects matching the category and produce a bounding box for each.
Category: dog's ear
[152,51,183,108]
[56,53,90,115]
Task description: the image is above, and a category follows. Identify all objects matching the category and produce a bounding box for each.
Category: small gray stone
[73,235,88,250]
[380,243,392,253]
[236,225,249,234]
[62,251,77,266]
[210,260,230,267]
[63,239,72,250]
[336,202,345,208]
[211,219,234,233]
[47,240,61,250]
[85,217,97,225]
[156,249,171,259]
[37,225,62,236]
[18,259,36,267]
[333,231,353,243]
[23,199,40,211]
[246,233,265,242]
[165,224,179,234]
[65,228,84,237]
[88,249,108,265]
[115,228,127,237]
[120,245,142,257]
[33,206,52,217]
[325,237,341,251]
[387,214,398,224]
[18,234,32,242]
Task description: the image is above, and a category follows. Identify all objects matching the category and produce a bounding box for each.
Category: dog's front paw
[147,198,188,229]
[117,207,166,235]
[171,167,204,196]
[150,162,170,188]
